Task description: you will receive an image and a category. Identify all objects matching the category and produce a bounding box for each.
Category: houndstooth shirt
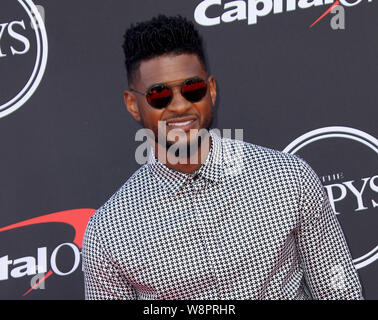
[82,129,362,300]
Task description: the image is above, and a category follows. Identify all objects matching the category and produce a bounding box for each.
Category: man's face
[124,54,216,152]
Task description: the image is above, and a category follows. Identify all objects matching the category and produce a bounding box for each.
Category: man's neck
[153,131,211,174]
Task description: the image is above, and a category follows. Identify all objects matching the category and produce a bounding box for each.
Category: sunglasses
[130,76,208,109]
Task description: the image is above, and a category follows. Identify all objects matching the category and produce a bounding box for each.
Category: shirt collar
[147,129,224,194]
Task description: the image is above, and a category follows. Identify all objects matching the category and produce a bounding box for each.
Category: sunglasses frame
[130,76,209,109]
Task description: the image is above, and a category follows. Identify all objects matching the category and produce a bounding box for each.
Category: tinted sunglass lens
[147,85,172,109]
[182,79,207,102]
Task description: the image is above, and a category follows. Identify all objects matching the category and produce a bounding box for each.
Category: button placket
[188,180,223,299]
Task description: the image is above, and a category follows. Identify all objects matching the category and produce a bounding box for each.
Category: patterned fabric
[82,130,362,300]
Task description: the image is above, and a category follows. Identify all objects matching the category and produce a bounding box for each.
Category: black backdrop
[0,0,377,299]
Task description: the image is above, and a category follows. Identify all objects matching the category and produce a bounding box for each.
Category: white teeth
[168,120,193,127]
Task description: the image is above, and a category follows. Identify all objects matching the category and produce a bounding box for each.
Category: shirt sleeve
[295,158,363,300]
[82,216,137,300]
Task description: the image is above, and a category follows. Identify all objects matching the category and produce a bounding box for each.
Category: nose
[165,86,191,113]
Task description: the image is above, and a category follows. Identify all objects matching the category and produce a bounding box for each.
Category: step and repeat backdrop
[0,0,377,300]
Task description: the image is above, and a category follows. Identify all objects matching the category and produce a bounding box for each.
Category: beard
[141,108,214,159]
[159,112,213,158]
[165,130,206,157]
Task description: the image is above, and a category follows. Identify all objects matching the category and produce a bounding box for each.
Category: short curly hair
[122,15,208,84]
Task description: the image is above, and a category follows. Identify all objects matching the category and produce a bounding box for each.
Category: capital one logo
[284,127,378,270]
[194,0,371,27]
[0,0,48,119]
[0,209,95,296]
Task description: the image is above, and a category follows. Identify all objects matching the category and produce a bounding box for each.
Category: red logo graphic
[310,0,340,28]
[0,208,95,296]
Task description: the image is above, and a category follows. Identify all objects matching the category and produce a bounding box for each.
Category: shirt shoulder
[221,137,324,207]
[86,164,154,232]
[222,136,307,179]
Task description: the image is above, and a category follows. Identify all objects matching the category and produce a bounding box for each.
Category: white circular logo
[284,126,378,270]
[0,0,48,119]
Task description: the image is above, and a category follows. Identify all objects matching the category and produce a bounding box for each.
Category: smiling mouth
[165,117,198,131]
[167,120,194,127]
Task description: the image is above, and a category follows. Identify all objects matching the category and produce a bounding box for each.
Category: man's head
[122,15,216,155]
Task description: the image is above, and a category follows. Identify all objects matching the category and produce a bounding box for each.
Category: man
[82,15,362,299]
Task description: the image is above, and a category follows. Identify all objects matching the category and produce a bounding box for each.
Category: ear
[208,76,217,107]
[124,90,141,122]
